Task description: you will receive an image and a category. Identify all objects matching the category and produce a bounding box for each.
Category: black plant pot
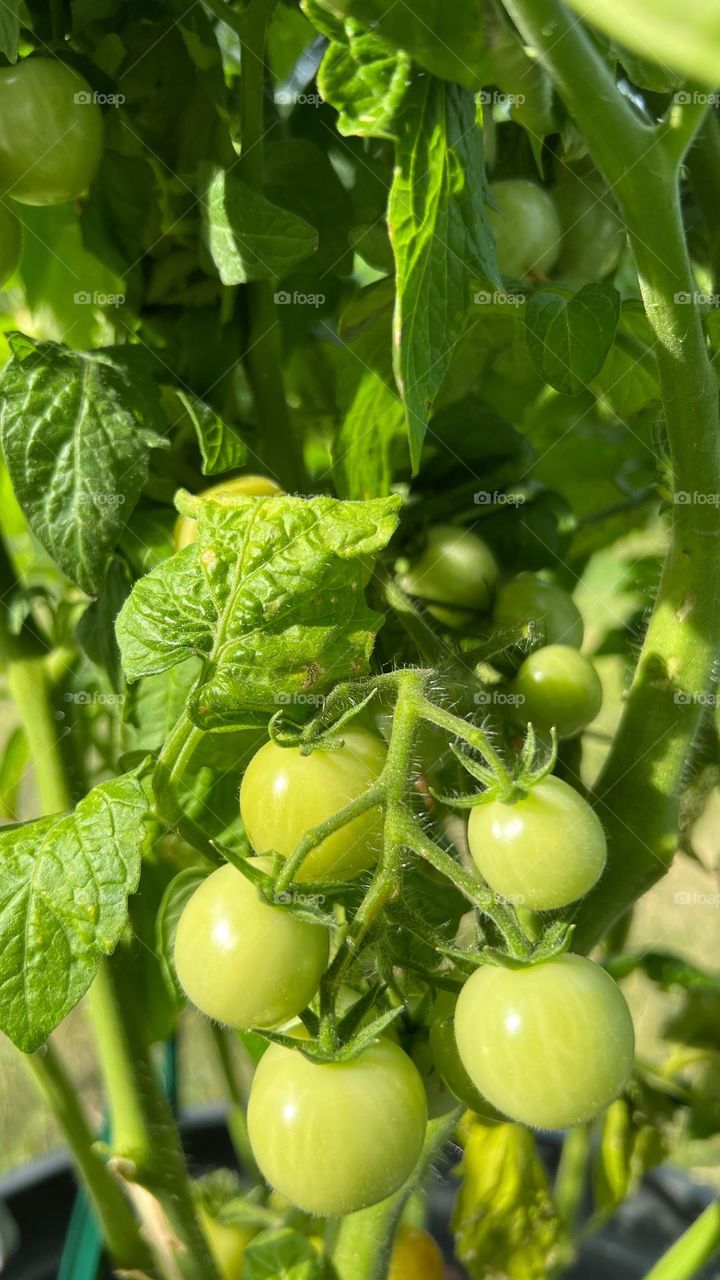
[0,1108,717,1280]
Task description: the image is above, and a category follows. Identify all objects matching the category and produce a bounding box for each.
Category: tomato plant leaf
[173,389,249,476]
[242,1226,321,1279]
[318,26,411,140]
[0,0,20,62]
[452,1117,560,1279]
[311,0,490,86]
[389,74,499,471]
[116,493,401,729]
[333,281,408,498]
[0,335,169,596]
[0,766,150,1053]
[563,0,720,89]
[201,165,318,285]
[525,283,621,397]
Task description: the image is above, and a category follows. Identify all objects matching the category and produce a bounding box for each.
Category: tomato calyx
[429,721,558,809]
[255,1002,404,1065]
[267,685,381,755]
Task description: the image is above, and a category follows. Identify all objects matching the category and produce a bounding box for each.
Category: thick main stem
[643,1202,720,1280]
[502,0,720,949]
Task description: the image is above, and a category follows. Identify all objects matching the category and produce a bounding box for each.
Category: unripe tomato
[493,572,583,649]
[240,729,386,882]
[467,775,606,910]
[398,524,499,628]
[0,202,21,286]
[174,474,283,549]
[0,60,103,205]
[513,644,602,739]
[389,1225,444,1280]
[429,991,503,1121]
[174,860,329,1028]
[487,179,561,280]
[455,954,634,1128]
[199,1209,257,1280]
[247,1037,428,1216]
[553,167,625,288]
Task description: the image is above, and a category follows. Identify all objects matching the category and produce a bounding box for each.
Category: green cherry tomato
[513,644,602,739]
[553,166,625,288]
[0,60,103,205]
[493,572,583,650]
[429,991,504,1121]
[389,1225,444,1280]
[398,524,499,628]
[240,729,387,882]
[174,474,283,549]
[0,201,21,286]
[174,860,329,1029]
[467,775,606,910]
[487,179,562,280]
[455,954,635,1128]
[247,1037,428,1216]
[200,1210,257,1280]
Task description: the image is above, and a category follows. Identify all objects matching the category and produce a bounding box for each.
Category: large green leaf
[389,75,498,471]
[0,767,149,1053]
[0,336,168,596]
[0,0,20,61]
[201,165,318,285]
[564,0,720,89]
[452,1117,560,1279]
[525,284,621,397]
[116,493,400,728]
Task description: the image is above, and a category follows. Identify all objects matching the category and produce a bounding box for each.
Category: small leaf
[452,1117,560,1279]
[174,389,249,476]
[242,1227,321,1280]
[0,0,20,61]
[201,165,318,285]
[0,337,169,595]
[116,492,401,729]
[525,283,621,396]
[0,766,150,1052]
[389,74,498,470]
[318,28,411,139]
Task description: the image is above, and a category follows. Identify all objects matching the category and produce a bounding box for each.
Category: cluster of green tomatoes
[0,57,104,284]
[173,488,633,1223]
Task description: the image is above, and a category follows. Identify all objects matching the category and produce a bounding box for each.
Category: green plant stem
[416,695,513,791]
[208,1023,258,1176]
[238,0,304,491]
[153,710,224,863]
[642,1201,720,1280]
[554,1124,591,1236]
[27,1043,148,1271]
[90,955,222,1280]
[502,0,720,950]
[330,1111,461,1280]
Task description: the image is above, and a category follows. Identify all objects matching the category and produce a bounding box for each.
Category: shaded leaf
[201,165,318,285]
[525,284,621,396]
